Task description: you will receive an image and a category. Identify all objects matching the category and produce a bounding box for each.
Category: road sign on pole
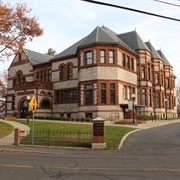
[29,95,38,146]
[29,96,38,113]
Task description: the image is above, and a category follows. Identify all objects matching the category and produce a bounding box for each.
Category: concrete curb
[118,129,141,150]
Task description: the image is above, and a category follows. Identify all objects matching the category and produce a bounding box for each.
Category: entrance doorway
[20,100,28,118]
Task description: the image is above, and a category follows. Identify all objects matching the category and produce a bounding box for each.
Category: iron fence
[20,130,93,148]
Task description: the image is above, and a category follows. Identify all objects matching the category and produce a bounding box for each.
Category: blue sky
[2,0,180,78]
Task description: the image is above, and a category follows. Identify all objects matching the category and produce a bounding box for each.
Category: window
[167,95,170,109]
[55,89,77,104]
[166,78,170,88]
[162,93,164,108]
[123,86,127,99]
[142,89,146,105]
[67,65,72,80]
[101,83,106,104]
[18,73,21,83]
[36,69,51,82]
[59,91,63,103]
[141,66,145,79]
[127,87,131,100]
[110,83,115,104]
[109,50,114,64]
[156,92,160,108]
[100,50,105,64]
[48,69,51,82]
[59,66,64,81]
[127,56,130,69]
[148,89,152,107]
[156,73,159,84]
[36,71,39,80]
[131,58,134,70]
[69,89,73,102]
[161,74,163,85]
[44,70,47,82]
[122,54,126,67]
[148,67,151,80]
[56,91,60,103]
[85,84,93,105]
[132,87,135,94]
[86,51,93,65]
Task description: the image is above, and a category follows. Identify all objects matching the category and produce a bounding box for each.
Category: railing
[20,130,93,148]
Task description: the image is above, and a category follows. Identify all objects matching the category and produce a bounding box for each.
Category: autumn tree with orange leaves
[0,0,43,60]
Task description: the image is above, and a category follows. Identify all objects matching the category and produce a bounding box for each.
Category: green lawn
[0,122,14,138]
[16,120,136,150]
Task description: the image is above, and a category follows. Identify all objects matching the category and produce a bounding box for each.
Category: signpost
[29,95,38,146]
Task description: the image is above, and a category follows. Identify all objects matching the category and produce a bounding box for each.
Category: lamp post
[165,98,167,120]
[26,96,31,124]
[132,94,136,124]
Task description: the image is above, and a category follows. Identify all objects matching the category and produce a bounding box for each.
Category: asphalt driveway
[120,122,180,156]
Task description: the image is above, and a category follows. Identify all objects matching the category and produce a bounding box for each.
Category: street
[1,122,180,179]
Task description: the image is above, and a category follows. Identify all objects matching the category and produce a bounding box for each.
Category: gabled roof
[51,26,136,61]
[118,30,150,52]
[24,48,52,65]
[157,50,172,67]
[145,41,162,59]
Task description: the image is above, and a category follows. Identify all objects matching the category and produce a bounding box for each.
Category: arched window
[67,65,72,80]
[15,71,24,84]
[59,66,64,81]
[41,100,50,109]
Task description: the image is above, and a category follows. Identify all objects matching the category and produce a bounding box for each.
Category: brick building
[6,26,177,120]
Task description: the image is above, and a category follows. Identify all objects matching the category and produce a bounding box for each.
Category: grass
[15,120,136,150]
[0,122,14,138]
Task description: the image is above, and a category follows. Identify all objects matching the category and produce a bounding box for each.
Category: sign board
[19,130,25,139]
[128,101,133,110]
[29,96,38,113]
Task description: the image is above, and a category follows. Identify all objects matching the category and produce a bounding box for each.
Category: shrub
[85,118,92,122]
[80,118,85,122]
[137,115,152,121]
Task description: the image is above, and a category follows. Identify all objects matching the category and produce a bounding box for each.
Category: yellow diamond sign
[29,96,38,113]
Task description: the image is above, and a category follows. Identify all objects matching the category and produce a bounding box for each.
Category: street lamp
[132,94,136,124]
[26,96,31,124]
[165,98,167,120]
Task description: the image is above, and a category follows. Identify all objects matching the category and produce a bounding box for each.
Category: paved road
[120,122,180,156]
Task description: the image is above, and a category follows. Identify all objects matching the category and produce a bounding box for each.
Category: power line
[81,0,180,22]
[153,0,180,8]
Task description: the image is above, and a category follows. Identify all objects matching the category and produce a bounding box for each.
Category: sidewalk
[0,119,30,145]
[0,119,179,153]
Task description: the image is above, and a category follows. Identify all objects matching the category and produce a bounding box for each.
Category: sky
[1,0,180,79]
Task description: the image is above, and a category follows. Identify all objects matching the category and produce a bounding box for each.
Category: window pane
[101,83,106,104]
[109,50,114,64]
[101,90,106,104]
[67,65,72,80]
[86,84,93,105]
[141,66,145,79]
[110,83,115,104]
[100,50,105,63]
[86,52,92,65]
